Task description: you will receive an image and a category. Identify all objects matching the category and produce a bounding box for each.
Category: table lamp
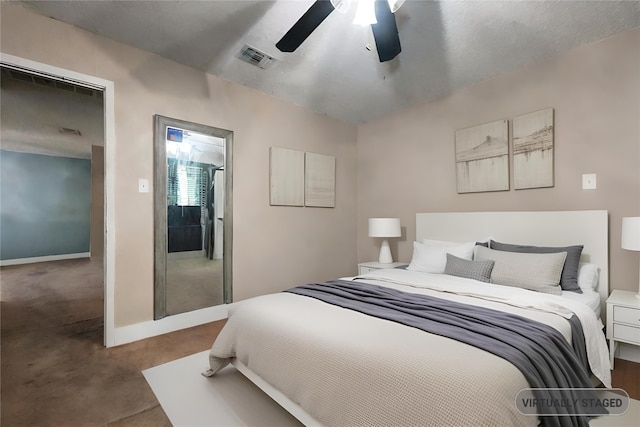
[621,217,640,299]
[368,218,401,264]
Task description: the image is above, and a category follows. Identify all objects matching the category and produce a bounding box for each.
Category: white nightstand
[358,261,408,275]
[606,290,640,369]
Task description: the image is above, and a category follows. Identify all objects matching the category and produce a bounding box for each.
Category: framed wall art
[513,108,554,190]
[455,119,509,193]
[305,152,336,208]
[269,147,304,206]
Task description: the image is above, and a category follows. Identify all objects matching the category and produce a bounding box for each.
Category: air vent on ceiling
[238,44,274,69]
[59,127,82,136]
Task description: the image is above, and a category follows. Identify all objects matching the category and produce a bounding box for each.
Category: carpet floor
[0,258,225,426]
[166,253,223,315]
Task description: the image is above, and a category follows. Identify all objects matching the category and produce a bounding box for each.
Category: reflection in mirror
[154,115,233,319]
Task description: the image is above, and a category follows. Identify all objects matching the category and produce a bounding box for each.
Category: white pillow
[474,245,566,295]
[408,241,476,274]
[577,263,600,291]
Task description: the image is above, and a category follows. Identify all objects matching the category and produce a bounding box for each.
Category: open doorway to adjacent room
[0,62,107,344]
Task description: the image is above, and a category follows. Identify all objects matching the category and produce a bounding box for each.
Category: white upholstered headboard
[416,210,609,319]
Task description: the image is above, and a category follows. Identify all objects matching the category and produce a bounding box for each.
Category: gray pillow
[444,254,494,283]
[474,246,566,295]
[490,240,583,294]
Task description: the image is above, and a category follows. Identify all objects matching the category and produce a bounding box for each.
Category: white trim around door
[0,52,117,347]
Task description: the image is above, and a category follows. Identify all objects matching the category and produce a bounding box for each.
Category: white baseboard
[0,252,90,266]
[111,304,228,347]
[617,343,640,364]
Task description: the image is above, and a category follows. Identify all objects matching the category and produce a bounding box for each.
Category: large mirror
[153,115,233,319]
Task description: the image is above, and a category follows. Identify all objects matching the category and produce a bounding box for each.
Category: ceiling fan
[276,0,405,63]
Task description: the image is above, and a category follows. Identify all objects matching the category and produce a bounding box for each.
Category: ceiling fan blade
[276,1,335,53]
[371,0,401,62]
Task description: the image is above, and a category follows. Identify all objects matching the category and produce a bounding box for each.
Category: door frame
[0,53,117,347]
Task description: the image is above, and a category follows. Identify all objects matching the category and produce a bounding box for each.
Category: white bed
[207,210,611,426]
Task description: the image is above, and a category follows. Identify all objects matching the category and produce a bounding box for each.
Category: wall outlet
[139,178,149,193]
[582,174,597,190]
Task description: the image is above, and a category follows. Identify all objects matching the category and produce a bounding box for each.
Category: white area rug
[590,396,640,427]
[142,350,302,427]
[144,351,639,427]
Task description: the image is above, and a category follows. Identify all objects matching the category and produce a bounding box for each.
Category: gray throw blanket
[285,280,604,427]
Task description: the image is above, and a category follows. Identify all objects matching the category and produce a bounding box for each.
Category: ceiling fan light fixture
[330,0,352,14]
[353,0,377,26]
[387,0,405,13]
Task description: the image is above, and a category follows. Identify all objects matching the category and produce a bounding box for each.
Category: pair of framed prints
[455,108,554,193]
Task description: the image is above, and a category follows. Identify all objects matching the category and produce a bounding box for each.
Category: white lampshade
[369,218,401,264]
[330,0,351,14]
[368,218,401,238]
[622,217,640,251]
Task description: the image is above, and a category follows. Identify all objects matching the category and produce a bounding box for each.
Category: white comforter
[208,269,611,426]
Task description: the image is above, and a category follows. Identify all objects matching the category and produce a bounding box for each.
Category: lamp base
[378,239,393,264]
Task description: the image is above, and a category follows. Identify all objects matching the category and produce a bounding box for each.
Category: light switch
[139,178,149,193]
[582,174,597,190]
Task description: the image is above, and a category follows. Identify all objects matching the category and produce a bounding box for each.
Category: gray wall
[0,150,91,260]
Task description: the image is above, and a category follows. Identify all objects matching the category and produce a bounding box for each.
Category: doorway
[0,53,116,346]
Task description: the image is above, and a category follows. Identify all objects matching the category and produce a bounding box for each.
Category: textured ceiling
[0,68,104,159]
[16,0,640,124]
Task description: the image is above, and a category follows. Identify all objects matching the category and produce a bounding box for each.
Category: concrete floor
[1,258,225,426]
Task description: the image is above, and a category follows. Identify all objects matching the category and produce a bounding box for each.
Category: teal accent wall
[0,150,91,260]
